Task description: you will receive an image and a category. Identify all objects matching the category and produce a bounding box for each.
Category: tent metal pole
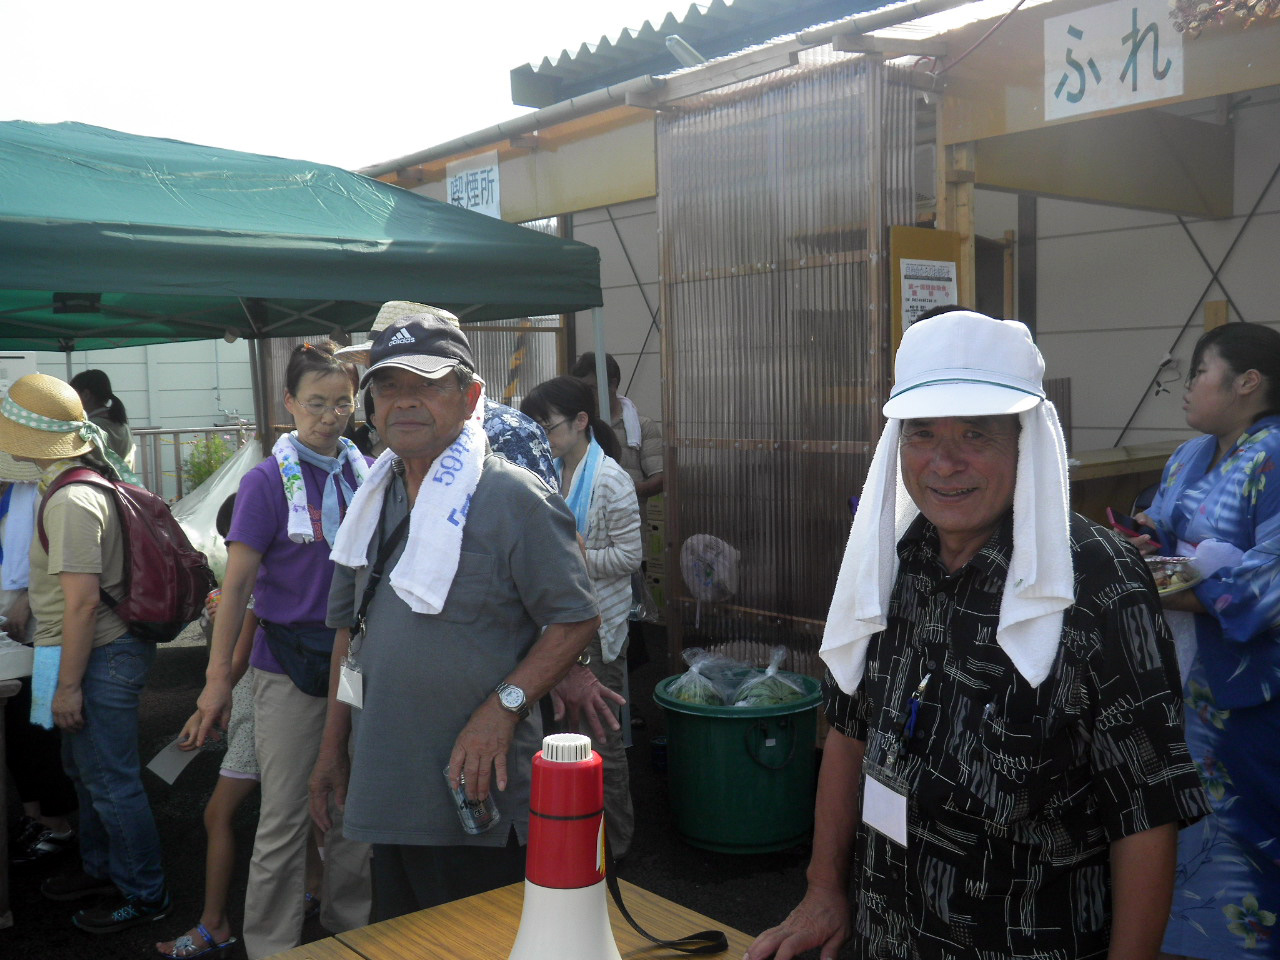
[592,307,608,422]
[248,338,272,447]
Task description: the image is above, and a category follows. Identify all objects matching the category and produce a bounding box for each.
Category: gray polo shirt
[327,453,597,847]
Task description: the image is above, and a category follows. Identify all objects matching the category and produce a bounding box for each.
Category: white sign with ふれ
[1044,0,1183,121]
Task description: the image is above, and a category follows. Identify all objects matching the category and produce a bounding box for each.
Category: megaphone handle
[602,831,728,955]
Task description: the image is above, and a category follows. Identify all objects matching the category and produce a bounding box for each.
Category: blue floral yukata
[1148,415,1280,957]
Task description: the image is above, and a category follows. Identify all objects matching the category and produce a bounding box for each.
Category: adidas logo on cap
[387,327,417,347]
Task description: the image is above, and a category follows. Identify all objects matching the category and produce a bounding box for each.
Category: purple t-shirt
[229,455,367,674]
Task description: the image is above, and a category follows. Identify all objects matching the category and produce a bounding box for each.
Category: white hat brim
[882,380,1043,420]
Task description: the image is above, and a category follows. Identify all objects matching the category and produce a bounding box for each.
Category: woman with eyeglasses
[173,341,373,960]
[520,376,642,858]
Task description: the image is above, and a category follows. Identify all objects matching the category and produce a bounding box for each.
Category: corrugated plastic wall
[657,55,916,671]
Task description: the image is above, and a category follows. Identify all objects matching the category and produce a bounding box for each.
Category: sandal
[156,922,237,959]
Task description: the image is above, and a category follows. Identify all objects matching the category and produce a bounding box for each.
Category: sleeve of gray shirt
[510,486,599,627]
[327,559,358,629]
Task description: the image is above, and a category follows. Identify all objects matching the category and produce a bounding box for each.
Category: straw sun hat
[0,373,94,461]
[335,301,462,367]
[0,450,41,483]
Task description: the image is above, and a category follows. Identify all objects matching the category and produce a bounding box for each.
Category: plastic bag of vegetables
[667,647,739,705]
[733,646,804,706]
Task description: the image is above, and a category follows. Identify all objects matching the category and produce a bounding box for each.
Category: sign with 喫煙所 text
[446,150,501,219]
[1044,0,1183,121]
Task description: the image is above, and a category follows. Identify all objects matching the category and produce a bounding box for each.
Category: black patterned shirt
[824,511,1209,959]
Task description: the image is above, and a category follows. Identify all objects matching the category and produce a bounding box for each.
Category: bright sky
[1,0,685,170]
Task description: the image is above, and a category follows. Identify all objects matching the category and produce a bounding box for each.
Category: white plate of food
[1146,556,1203,596]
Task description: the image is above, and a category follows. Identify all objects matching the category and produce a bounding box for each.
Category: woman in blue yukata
[1138,323,1280,959]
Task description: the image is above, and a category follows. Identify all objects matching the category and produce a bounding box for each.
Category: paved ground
[3,626,845,959]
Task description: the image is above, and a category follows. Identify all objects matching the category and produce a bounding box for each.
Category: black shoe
[41,869,118,902]
[12,826,76,866]
[11,815,43,850]
[72,890,171,934]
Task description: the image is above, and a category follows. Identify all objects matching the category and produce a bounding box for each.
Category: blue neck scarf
[556,435,603,535]
[291,436,358,546]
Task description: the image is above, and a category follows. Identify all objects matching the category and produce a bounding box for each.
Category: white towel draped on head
[820,401,1074,693]
[330,390,486,615]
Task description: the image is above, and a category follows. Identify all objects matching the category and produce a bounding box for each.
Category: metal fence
[134,423,254,501]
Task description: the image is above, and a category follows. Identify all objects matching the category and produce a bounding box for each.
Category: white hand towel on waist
[618,395,643,449]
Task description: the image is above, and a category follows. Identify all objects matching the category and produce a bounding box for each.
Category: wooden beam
[973,110,1234,218]
[940,141,977,309]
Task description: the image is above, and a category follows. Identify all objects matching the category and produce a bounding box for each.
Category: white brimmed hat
[882,311,1046,420]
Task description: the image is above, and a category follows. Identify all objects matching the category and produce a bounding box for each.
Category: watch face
[499,685,525,710]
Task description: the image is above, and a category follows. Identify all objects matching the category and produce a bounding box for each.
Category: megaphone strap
[603,832,728,955]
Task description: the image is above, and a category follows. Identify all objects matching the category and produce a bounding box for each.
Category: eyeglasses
[370,377,460,401]
[299,400,356,417]
[539,418,570,433]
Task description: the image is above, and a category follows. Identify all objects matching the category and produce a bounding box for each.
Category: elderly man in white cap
[748,311,1209,960]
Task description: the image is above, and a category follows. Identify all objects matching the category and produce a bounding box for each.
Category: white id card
[337,661,363,708]
[863,773,908,846]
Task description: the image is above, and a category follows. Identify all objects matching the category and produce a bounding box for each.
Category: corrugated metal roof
[510,0,890,107]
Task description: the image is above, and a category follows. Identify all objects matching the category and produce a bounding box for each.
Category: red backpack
[38,467,217,644]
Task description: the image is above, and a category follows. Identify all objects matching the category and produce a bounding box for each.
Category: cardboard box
[645,520,666,559]
[645,493,666,522]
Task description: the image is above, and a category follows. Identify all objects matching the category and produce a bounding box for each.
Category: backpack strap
[36,467,125,612]
[36,467,112,553]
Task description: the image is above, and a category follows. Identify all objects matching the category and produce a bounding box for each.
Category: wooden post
[1204,299,1229,331]
[939,140,977,309]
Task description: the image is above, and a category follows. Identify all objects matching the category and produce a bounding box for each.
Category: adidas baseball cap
[882,310,1045,420]
[359,314,476,388]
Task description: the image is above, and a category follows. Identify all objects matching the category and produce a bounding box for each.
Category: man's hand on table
[745,882,852,960]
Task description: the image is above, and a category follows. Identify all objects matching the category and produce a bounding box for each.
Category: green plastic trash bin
[653,673,821,853]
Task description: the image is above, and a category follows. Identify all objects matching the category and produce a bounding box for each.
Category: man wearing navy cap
[309,313,600,920]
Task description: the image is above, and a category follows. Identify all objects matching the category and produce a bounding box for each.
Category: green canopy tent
[0,121,602,430]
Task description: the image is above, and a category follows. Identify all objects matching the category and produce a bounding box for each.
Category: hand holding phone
[1107,507,1162,550]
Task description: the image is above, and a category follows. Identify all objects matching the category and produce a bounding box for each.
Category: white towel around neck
[820,402,1074,693]
[330,391,486,615]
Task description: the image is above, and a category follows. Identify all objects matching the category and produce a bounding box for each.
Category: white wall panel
[569,197,663,427]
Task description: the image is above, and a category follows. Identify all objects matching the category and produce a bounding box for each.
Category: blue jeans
[60,636,165,901]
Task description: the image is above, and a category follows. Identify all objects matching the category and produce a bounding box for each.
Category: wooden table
[267,879,753,960]
[1069,439,1182,525]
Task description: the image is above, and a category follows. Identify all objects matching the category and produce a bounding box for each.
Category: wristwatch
[494,682,530,721]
